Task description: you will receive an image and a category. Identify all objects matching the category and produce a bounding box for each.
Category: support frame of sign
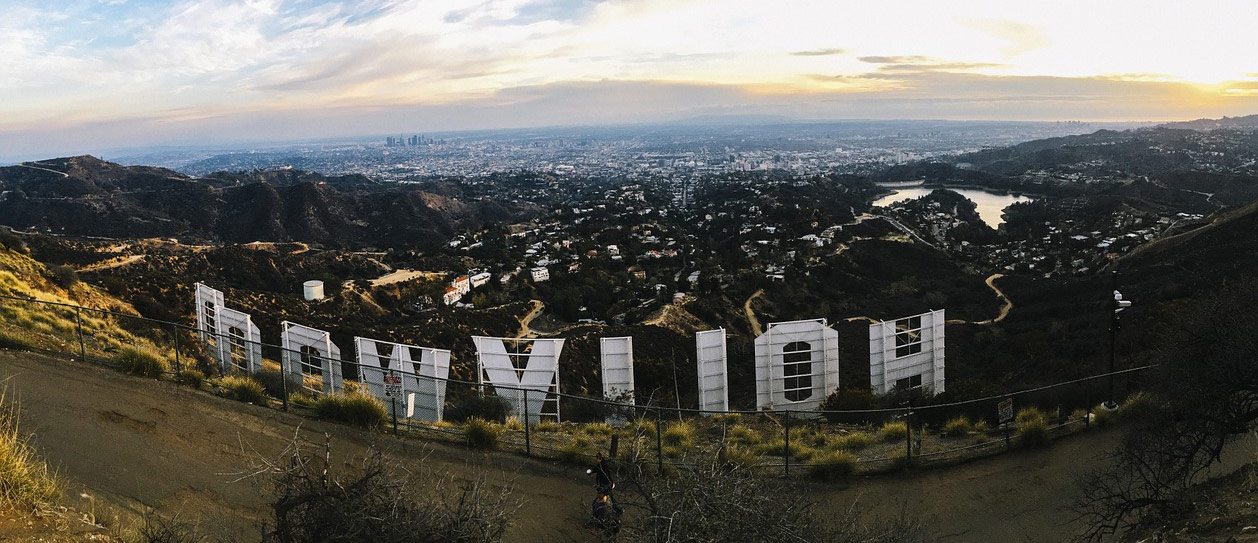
[281,321,343,395]
[696,328,729,414]
[600,336,634,404]
[753,319,840,412]
[472,336,563,424]
[355,336,452,422]
[868,309,946,395]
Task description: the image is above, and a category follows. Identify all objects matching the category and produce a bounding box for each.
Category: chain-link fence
[0,293,1154,478]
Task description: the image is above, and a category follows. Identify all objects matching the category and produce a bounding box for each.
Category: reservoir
[873,185,1032,228]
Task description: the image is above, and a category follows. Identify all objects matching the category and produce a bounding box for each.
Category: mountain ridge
[0,156,532,249]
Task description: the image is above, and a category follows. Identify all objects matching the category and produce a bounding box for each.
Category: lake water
[872,186,1032,228]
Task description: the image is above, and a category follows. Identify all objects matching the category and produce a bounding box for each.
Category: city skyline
[3,0,1258,159]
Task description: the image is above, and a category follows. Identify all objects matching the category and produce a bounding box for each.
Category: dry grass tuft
[0,389,62,510]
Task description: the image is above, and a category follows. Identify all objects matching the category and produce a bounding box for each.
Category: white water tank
[303,280,325,301]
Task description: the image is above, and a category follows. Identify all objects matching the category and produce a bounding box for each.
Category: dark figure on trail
[587,450,623,535]
[592,451,614,493]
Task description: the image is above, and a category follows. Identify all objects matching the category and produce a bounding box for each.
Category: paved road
[2,351,1251,542]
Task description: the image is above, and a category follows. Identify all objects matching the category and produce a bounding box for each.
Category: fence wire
[0,293,1154,477]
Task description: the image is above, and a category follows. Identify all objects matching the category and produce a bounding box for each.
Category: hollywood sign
[195,283,945,420]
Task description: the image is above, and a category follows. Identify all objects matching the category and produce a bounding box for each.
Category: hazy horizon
[4,0,1257,160]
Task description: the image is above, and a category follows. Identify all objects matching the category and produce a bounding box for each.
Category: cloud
[858,55,934,64]
[4,0,1258,158]
[855,55,1004,75]
[963,18,1051,56]
[791,48,846,57]
[873,62,1006,74]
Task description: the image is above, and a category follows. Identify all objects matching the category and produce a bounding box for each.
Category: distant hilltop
[0,156,532,249]
[1159,113,1258,131]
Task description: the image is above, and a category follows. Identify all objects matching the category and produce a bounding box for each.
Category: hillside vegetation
[0,155,532,249]
[0,242,174,368]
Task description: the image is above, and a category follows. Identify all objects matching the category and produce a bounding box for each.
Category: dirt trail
[369,268,444,287]
[16,162,69,178]
[514,299,544,339]
[78,254,144,273]
[848,273,1013,327]
[743,289,765,336]
[976,273,1013,324]
[945,273,1012,325]
[4,351,1252,542]
[0,352,588,542]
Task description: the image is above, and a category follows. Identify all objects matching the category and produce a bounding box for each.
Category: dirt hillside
[2,351,1252,542]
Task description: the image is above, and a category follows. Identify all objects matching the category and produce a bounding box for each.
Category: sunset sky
[3,0,1257,159]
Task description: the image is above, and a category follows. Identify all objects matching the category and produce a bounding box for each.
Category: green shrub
[219,375,268,405]
[943,416,973,438]
[662,421,695,449]
[253,367,300,399]
[809,451,858,481]
[726,424,760,444]
[878,421,908,443]
[583,422,613,436]
[1015,407,1046,426]
[0,331,34,351]
[115,347,168,378]
[445,393,511,423]
[973,420,991,434]
[175,369,205,388]
[289,392,317,408]
[630,419,658,439]
[0,227,28,254]
[558,435,594,463]
[1017,417,1050,448]
[717,445,762,469]
[314,393,388,429]
[798,429,828,448]
[1118,392,1158,421]
[533,420,561,433]
[463,418,501,450]
[1093,404,1117,427]
[46,265,78,289]
[710,413,743,425]
[752,438,816,461]
[832,432,875,451]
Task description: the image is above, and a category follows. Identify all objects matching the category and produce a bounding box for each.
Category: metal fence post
[523,390,532,457]
[905,409,913,467]
[74,307,86,361]
[391,396,398,435]
[171,323,182,377]
[655,409,664,475]
[280,354,290,411]
[784,410,793,477]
